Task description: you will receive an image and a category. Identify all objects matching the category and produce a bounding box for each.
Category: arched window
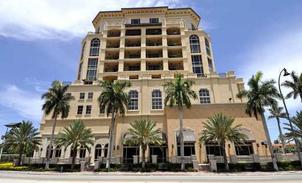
[46,145,54,158]
[128,90,138,110]
[89,38,100,56]
[199,89,210,104]
[55,146,61,158]
[104,144,108,158]
[94,144,102,160]
[79,146,86,158]
[189,35,201,53]
[152,90,162,109]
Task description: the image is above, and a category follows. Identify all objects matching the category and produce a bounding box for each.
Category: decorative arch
[89,38,100,56]
[189,35,201,53]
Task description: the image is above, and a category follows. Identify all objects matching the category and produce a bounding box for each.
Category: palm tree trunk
[17,144,24,166]
[261,112,278,171]
[178,108,185,171]
[221,142,229,171]
[276,117,286,154]
[142,146,146,169]
[71,147,77,170]
[45,115,58,169]
[106,110,116,170]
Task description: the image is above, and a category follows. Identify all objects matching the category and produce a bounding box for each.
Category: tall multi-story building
[34,7,270,166]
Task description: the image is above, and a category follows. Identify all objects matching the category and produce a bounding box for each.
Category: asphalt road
[1,171,302,183]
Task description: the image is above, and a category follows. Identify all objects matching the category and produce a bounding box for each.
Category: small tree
[268,104,287,154]
[4,121,40,165]
[200,113,247,171]
[164,73,197,170]
[237,71,279,171]
[55,120,93,170]
[98,80,130,170]
[285,111,302,139]
[124,119,163,169]
[42,80,74,169]
[282,72,302,102]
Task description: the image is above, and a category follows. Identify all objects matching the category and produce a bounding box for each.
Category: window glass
[199,89,211,104]
[86,58,98,81]
[79,93,85,100]
[89,38,100,56]
[235,142,254,155]
[149,18,159,24]
[190,35,201,53]
[191,55,204,76]
[128,90,138,110]
[88,92,93,99]
[152,90,162,109]
[131,19,140,24]
[86,105,92,114]
[77,106,83,115]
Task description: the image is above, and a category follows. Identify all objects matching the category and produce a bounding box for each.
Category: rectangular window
[79,92,85,100]
[208,58,213,72]
[235,142,254,155]
[86,58,98,81]
[88,92,93,99]
[152,91,162,109]
[86,105,92,115]
[191,55,204,76]
[77,106,83,115]
[205,38,211,56]
[177,142,195,156]
[77,62,82,80]
[149,18,159,24]
[131,19,140,24]
[206,143,223,156]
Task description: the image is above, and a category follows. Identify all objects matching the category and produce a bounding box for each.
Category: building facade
[34,7,271,166]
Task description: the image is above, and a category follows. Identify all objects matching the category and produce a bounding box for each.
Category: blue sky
[0,0,301,140]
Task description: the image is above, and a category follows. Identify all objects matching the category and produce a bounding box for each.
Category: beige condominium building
[33,7,271,166]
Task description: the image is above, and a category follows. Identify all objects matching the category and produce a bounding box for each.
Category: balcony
[146,49,163,58]
[146,28,162,35]
[105,51,119,60]
[107,30,121,37]
[169,61,184,70]
[146,38,162,47]
[106,40,120,48]
[167,27,180,35]
[125,50,141,59]
[126,29,141,36]
[104,63,118,72]
[167,37,182,46]
[146,61,163,71]
[124,62,141,71]
[125,38,141,47]
[168,49,182,58]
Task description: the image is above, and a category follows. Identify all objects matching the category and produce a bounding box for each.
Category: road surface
[1,171,302,183]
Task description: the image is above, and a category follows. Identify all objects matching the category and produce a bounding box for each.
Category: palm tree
[164,73,197,171]
[237,71,279,171]
[200,113,247,171]
[55,120,93,170]
[4,121,40,165]
[282,72,302,102]
[284,111,302,139]
[42,80,74,169]
[268,104,287,154]
[98,80,130,170]
[124,119,163,169]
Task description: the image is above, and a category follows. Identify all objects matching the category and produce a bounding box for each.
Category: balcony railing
[125,42,141,47]
[146,42,162,46]
[125,30,141,36]
[146,29,162,35]
[107,32,121,37]
[147,54,163,58]
[168,54,182,58]
[105,56,119,60]
[168,42,181,46]
[125,54,140,59]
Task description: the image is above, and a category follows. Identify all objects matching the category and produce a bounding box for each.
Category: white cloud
[235,26,302,140]
[237,27,302,115]
[0,0,182,40]
[0,85,43,121]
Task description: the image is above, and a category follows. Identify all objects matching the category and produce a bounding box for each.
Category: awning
[177,129,195,142]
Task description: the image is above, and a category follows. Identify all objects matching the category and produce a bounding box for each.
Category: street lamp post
[278,68,302,168]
